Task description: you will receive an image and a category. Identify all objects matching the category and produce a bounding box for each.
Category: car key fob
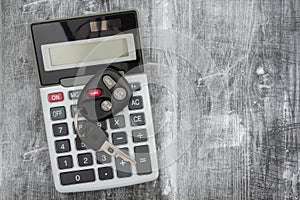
[77,67,133,122]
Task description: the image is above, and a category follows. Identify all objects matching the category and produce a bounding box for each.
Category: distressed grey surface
[1,0,300,199]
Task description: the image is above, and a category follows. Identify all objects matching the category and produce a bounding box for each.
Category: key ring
[74,108,86,138]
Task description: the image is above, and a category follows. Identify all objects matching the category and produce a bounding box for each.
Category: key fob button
[88,89,102,97]
[113,87,127,101]
[103,75,116,89]
[101,100,112,112]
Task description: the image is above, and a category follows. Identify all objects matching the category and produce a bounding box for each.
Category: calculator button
[115,148,132,178]
[50,107,66,121]
[134,145,152,175]
[71,105,80,118]
[55,139,71,153]
[77,153,93,167]
[52,123,68,137]
[48,92,64,103]
[129,96,143,110]
[109,115,125,129]
[98,167,114,180]
[68,90,82,100]
[96,151,111,164]
[112,132,128,145]
[75,137,87,150]
[132,129,148,143]
[95,121,107,130]
[88,89,102,97]
[60,169,95,185]
[73,120,87,134]
[130,113,145,126]
[130,82,141,91]
[57,156,73,169]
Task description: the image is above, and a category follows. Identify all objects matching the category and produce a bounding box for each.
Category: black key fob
[77,68,132,122]
[79,122,107,151]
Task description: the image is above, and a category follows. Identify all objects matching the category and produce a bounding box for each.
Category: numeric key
[53,123,68,137]
[96,151,111,164]
[75,137,87,150]
[55,139,71,153]
[78,153,93,166]
[57,156,73,169]
[60,169,95,185]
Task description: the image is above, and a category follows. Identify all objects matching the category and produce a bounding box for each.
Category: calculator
[31,10,159,193]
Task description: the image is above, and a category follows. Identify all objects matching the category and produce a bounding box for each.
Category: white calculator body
[31,10,159,193]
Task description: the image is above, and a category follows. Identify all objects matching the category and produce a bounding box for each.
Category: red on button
[88,89,102,97]
[48,92,64,103]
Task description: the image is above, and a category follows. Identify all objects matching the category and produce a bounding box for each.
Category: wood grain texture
[1,0,300,199]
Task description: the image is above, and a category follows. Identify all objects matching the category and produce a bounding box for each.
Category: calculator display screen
[41,34,136,71]
[31,10,144,86]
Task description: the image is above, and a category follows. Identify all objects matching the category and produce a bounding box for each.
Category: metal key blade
[101,141,137,165]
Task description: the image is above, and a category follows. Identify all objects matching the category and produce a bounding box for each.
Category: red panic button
[48,92,64,102]
[88,89,102,97]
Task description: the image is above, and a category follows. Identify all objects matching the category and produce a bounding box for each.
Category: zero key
[60,169,95,185]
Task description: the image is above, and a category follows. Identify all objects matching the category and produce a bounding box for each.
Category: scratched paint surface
[1,0,300,199]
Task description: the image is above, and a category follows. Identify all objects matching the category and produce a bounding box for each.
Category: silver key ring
[74,108,86,138]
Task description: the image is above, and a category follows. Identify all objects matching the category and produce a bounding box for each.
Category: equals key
[134,145,152,175]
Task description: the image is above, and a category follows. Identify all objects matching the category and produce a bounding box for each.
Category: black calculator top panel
[31,10,144,86]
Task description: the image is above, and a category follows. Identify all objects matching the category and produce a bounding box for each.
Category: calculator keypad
[42,74,158,192]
